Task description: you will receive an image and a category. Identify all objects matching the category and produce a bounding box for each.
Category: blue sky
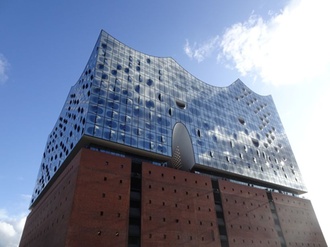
[1,0,329,245]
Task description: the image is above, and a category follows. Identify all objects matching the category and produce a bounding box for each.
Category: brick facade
[140,162,220,246]
[19,149,327,247]
[272,192,327,247]
[19,148,131,247]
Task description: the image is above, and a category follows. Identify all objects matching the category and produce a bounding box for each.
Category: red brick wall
[65,148,131,247]
[272,192,327,247]
[19,148,328,247]
[19,148,132,247]
[19,149,82,247]
[140,162,220,247]
[219,180,280,247]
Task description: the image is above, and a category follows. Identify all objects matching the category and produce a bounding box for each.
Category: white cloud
[185,0,330,86]
[0,54,9,84]
[0,221,16,237]
[0,194,31,247]
[0,209,28,247]
[184,36,220,63]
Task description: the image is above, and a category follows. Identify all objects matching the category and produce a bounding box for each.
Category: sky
[0,0,329,246]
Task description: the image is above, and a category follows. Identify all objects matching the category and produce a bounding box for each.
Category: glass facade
[31,30,306,205]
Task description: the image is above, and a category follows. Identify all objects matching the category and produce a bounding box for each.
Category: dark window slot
[212,179,228,247]
[128,161,142,247]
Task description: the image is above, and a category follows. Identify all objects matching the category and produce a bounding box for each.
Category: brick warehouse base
[19,148,327,247]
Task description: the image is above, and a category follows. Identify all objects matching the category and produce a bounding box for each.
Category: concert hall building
[19,30,327,247]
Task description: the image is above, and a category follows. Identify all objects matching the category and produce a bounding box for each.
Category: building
[19,30,327,247]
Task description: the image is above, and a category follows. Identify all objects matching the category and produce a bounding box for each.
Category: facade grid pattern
[31,30,306,206]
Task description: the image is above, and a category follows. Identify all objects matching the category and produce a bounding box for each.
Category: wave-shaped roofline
[100,29,272,98]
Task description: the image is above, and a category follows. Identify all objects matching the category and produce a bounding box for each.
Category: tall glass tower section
[30,30,306,206]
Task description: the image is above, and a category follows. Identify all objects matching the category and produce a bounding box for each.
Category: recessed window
[238,117,246,125]
[146,79,153,86]
[175,100,186,109]
[230,140,235,148]
[251,138,259,147]
[158,93,163,101]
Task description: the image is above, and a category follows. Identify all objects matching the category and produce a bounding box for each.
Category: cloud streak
[0,54,9,84]
[184,36,220,63]
[184,0,330,86]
